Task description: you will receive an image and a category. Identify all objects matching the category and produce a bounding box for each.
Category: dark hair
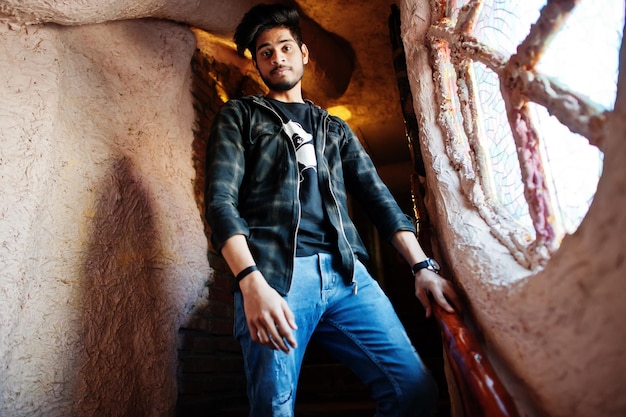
[233,3,303,59]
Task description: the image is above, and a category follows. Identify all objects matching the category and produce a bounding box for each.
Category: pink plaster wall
[400,1,626,416]
[1,0,625,416]
[0,2,334,416]
[0,19,209,416]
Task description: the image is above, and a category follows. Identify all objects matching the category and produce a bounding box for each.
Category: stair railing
[388,5,521,416]
[433,305,520,417]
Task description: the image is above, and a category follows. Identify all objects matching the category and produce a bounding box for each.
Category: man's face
[254,27,309,93]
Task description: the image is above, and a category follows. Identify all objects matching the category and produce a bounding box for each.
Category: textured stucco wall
[2,0,625,416]
[400,1,626,416]
[0,19,209,416]
[0,1,365,415]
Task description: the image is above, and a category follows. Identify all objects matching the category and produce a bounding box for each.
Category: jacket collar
[245,94,328,116]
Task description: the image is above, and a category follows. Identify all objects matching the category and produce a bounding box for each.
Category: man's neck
[266,89,304,104]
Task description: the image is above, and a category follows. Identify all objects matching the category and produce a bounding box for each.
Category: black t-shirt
[268,99,334,256]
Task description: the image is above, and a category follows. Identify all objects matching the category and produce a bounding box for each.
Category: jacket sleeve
[337,117,416,242]
[205,100,250,252]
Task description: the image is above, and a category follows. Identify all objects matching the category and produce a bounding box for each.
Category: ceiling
[2,0,415,193]
[297,0,414,194]
[199,0,415,194]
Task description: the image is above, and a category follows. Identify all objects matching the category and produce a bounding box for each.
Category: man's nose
[272,51,285,65]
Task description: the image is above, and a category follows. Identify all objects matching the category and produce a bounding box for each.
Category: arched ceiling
[297,0,413,193]
[1,0,413,192]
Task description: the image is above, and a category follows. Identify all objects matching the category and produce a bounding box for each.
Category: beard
[261,66,304,92]
[263,78,299,92]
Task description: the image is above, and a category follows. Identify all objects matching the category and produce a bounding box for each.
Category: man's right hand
[238,272,298,353]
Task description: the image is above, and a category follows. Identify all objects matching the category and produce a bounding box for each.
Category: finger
[272,322,296,350]
[251,316,276,347]
[415,287,432,318]
[278,302,298,348]
[432,289,454,313]
[255,329,270,345]
[268,334,282,350]
[283,303,298,331]
[443,282,462,313]
[270,312,297,351]
[249,323,261,344]
[281,328,297,350]
[266,324,292,352]
[253,325,281,351]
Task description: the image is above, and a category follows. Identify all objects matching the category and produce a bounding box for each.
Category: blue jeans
[234,253,438,417]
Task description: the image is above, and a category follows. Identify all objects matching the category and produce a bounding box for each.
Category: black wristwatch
[411,258,440,275]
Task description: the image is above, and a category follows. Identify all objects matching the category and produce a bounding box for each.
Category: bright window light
[467,0,622,237]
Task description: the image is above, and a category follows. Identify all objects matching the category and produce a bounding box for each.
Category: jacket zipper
[320,112,358,294]
[254,97,356,294]
[256,99,301,287]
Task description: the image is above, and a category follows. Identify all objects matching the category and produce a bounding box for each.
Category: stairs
[296,342,376,416]
[295,309,451,417]
[176,254,452,417]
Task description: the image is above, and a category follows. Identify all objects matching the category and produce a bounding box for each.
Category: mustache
[271,65,291,75]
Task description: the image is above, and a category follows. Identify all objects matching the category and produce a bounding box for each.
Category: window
[427,0,623,269]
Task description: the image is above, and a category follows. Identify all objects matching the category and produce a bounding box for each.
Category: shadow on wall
[189,32,266,240]
[75,156,175,416]
[175,39,266,417]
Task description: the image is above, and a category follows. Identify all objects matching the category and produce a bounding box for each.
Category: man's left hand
[414,269,459,317]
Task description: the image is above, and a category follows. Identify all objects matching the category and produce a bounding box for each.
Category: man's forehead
[255,28,296,50]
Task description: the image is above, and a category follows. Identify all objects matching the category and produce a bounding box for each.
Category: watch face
[428,258,440,273]
[412,258,441,275]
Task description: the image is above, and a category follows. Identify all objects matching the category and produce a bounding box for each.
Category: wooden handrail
[434,305,520,417]
[388,6,520,416]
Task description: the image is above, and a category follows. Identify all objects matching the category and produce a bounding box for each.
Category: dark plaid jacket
[205,95,415,295]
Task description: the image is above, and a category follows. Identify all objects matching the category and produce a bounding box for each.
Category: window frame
[425,0,610,269]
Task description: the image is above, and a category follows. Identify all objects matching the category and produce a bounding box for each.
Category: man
[205,4,458,416]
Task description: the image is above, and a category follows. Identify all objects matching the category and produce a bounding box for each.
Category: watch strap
[411,258,439,275]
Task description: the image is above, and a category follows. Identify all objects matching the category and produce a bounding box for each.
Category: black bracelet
[235,265,259,282]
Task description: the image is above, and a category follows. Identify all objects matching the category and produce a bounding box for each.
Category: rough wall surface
[400,1,626,416]
[0,0,258,34]
[1,0,625,416]
[0,19,209,416]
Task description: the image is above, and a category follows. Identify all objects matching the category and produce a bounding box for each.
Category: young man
[205,4,458,416]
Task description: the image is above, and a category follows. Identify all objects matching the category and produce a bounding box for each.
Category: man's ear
[301,44,309,65]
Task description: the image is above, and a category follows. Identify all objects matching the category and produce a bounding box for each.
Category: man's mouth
[271,66,290,76]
